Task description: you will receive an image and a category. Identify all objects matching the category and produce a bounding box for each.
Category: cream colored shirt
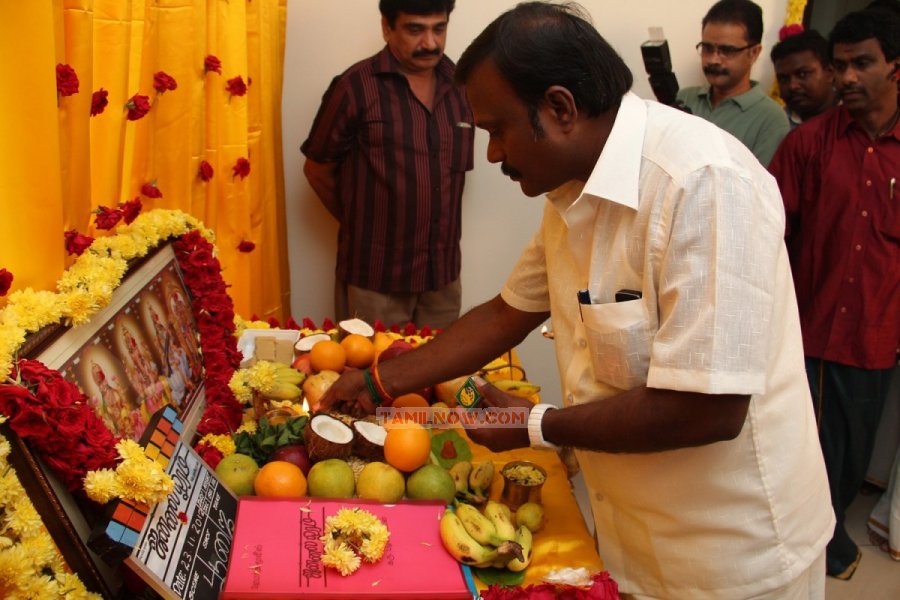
[502,92,834,598]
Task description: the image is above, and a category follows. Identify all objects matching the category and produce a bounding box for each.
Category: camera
[640,33,689,112]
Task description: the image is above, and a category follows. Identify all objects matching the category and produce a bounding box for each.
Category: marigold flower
[56,64,79,97]
[204,54,222,75]
[152,71,178,94]
[125,94,151,120]
[90,88,109,116]
[226,75,248,98]
[199,160,214,182]
[232,157,251,180]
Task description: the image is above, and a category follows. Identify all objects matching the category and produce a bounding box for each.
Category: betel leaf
[232,415,309,465]
[472,566,526,587]
[430,429,472,469]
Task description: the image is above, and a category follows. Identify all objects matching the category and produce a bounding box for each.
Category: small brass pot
[500,460,547,511]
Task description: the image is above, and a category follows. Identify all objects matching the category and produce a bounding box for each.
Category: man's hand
[317,369,376,418]
[465,376,532,452]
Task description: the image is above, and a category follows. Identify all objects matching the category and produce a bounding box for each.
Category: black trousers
[805,357,894,574]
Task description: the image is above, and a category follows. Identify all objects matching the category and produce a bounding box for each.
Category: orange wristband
[371,362,394,407]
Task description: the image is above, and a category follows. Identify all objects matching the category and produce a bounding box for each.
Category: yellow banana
[274,368,306,385]
[454,501,506,547]
[449,461,473,495]
[438,509,500,566]
[492,379,541,398]
[262,381,302,400]
[506,525,533,572]
[484,500,517,543]
[468,461,495,497]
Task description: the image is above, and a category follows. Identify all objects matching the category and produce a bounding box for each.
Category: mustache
[412,48,442,58]
[501,164,522,179]
[703,66,729,76]
[839,85,866,97]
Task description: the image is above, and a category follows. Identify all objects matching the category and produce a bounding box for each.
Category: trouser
[334,278,461,330]
[805,357,894,575]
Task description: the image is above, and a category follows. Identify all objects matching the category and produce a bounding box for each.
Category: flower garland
[82,440,174,505]
[320,508,390,576]
[0,429,102,599]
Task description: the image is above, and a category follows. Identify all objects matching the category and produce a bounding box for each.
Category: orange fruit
[254,460,308,497]
[372,332,395,361]
[391,393,430,409]
[383,423,432,472]
[309,339,346,373]
[340,334,376,368]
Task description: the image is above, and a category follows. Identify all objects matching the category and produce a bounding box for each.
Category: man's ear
[543,86,577,130]
[381,16,391,41]
[749,43,762,64]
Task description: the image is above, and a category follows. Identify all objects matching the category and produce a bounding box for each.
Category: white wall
[282,0,787,403]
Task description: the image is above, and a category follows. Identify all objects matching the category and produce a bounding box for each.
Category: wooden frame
[4,243,207,596]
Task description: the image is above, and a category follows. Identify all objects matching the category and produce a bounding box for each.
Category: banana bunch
[492,379,541,399]
[478,356,527,382]
[262,362,306,400]
[439,505,526,568]
[450,460,493,505]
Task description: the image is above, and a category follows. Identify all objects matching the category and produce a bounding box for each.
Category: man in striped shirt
[302,0,474,329]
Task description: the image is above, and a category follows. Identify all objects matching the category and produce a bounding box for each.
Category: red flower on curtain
[0,269,13,296]
[226,76,247,98]
[91,88,109,116]
[120,197,143,224]
[64,230,94,256]
[232,157,251,180]
[198,160,214,182]
[237,240,255,253]
[125,94,151,120]
[153,71,178,94]
[56,64,79,97]
[204,55,222,75]
[94,206,123,230]
[140,181,163,199]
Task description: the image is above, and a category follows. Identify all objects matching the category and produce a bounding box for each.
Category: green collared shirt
[677,81,789,166]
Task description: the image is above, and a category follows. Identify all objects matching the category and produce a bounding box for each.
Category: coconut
[352,420,387,461]
[305,413,355,462]
[338,317,375,339]
[294,332,333,353]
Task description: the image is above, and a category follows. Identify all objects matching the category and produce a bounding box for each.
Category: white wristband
[528,403,558,449]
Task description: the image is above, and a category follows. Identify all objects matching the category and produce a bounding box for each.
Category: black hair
[770,29,830,66]
[379,0,456,28]
[455,1,632,132]
[702,0,764,45]
[829,7,900,62]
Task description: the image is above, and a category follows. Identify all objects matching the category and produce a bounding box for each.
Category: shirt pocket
[581,299,652,391]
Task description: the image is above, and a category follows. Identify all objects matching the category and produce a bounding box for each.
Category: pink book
[220,497,472,599]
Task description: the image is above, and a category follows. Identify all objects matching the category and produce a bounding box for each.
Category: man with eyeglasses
[677,0,789,166]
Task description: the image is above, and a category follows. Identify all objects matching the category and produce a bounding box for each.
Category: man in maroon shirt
[301,0,474,329]
[769,7,900,580]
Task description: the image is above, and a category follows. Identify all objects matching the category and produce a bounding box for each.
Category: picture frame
[3,243,207,597]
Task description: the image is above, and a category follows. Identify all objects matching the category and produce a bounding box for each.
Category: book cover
[221,497,472,599]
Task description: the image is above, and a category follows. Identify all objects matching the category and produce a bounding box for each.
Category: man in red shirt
[769,7,900,580]
[302,0,474,329]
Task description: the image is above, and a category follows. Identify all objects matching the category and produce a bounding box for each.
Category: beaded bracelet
[370,362,394,407]
[362,368,383,407]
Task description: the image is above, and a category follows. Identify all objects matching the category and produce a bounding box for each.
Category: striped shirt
[301,47,474,293]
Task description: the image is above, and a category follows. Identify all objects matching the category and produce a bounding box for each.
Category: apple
[376,339,414,364]
[292,353,313,375]
[270,443,313,476]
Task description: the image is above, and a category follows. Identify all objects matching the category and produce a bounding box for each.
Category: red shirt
[301,47,474,293]
[770,106,900,369]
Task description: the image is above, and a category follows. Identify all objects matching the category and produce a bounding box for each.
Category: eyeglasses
[696,41,757,58]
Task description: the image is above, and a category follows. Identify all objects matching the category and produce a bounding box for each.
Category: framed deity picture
[3,243,208,597]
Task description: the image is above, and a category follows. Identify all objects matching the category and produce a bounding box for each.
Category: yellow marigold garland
[320,508,390,576]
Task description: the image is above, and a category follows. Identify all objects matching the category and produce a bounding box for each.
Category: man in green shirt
[677,0,789,166]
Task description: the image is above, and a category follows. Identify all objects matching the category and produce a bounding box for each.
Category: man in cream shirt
[321,3,834,597]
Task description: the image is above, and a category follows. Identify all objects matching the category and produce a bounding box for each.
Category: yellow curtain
[0,0,289,322]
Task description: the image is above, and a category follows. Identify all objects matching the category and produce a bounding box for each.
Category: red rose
[94,206,123,230]
[266,317,280,328]
[153,71,178,94]
[232,157,251,180]
[90,88,109,116]
[204,54,222,75]
[372,319,386,332]
[403,321,417,336]
[120,197,142,224]
[141,181,163,198]
[322,318,336,330]
[0,268,12,296]
[195,443,224,469]
[64,230,94,255]
[125,94,151,120]
[237,240,255,253]
[198,160,214,182]
[284,317,301,330]
[56,63,79,97]
[226,76,247,98]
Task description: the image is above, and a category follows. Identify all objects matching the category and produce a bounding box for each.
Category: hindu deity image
[140,290,194,407]
[114,313,172,422]
[74,346,145,439]
[162,272,204,380]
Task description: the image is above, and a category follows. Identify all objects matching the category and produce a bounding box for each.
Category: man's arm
[303,158,341,219]
[318,295,549,413]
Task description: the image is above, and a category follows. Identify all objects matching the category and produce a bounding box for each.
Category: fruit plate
[220,497,471,599]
